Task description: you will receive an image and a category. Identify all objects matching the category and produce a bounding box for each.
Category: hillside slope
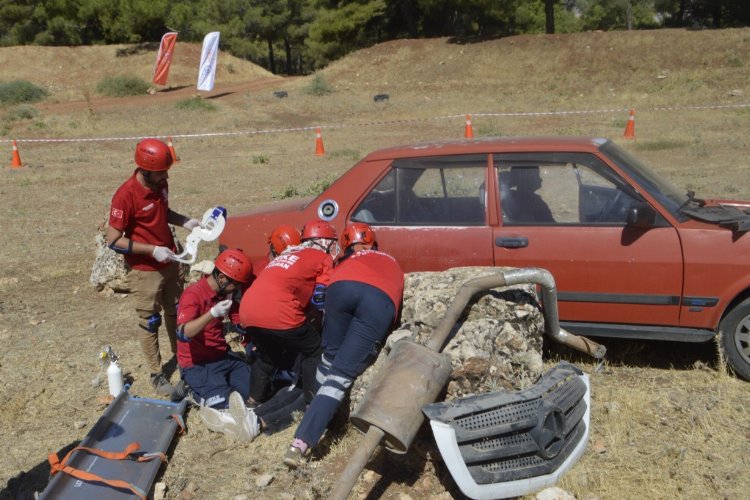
[319,28,750,109]
[0,43,275,102]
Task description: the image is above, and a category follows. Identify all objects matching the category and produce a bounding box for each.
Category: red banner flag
[152,32,178,86]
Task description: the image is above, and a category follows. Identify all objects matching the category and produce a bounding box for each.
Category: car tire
[719,298,750,381]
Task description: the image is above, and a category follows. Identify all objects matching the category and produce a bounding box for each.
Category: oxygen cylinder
[107,360,124,397]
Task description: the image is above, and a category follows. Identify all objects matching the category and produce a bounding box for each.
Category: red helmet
[301,219,337,240]
[134,138,173,171]
[214,249,252,284]
[268,224,301,255]
[341,222,377,249]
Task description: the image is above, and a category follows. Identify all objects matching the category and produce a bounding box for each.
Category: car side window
[353,155,487,226]
[353,170,397,223]
[495,153,642,225]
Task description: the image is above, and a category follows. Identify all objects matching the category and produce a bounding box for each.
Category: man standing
[106,138,200,395]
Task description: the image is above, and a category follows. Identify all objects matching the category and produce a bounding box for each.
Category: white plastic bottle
[107,360,124,397]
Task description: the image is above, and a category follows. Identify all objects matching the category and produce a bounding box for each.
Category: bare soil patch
[2,29,750,500]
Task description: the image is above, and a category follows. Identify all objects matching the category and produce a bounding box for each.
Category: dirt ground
[1,29,750,499]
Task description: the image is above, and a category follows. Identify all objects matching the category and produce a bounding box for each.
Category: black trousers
[247,322,322,404]
[256,385,305,434]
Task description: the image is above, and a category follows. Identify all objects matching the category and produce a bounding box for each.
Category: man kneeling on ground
[175,248,261,440]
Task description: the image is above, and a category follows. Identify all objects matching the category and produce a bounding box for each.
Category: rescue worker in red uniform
[107,138,201,395]
[239,220,338,406]
[251,224,302,278]
[175,249,262,441]
[284,222,404,468]
[176,249,253,407]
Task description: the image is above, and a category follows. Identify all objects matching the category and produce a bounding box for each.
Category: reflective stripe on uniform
[318,385,346,401]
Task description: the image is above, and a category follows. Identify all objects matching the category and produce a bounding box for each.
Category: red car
[221,136,750,380]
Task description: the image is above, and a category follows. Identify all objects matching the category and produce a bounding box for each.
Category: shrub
[4,105,39,122]
[95,76,150,97]
[305,74,333,96]
[306,176,335,196]
[277,185,300,199]
[0,80,48,106]
[174,97,217,111]
[252,154,269,164]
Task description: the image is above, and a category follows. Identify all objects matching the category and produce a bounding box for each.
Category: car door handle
[496,236,528,248]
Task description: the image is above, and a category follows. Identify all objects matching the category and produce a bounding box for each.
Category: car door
[492,152,683,328]
[349,154,495,271]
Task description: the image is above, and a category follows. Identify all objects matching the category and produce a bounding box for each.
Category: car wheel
[719,298,750,381]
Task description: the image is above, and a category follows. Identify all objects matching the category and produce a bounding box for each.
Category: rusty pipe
[426,267,606,359]
[332,426,385,499]
[331,268,605,500]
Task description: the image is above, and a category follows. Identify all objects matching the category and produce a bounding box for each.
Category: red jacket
[176,277,240,368]
[332,249,404,314]
[239,247,333,329]
[109,170,175,271]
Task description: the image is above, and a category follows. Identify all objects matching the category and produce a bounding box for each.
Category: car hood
[681,199,750,232]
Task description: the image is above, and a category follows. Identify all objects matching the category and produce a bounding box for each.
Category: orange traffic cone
[10,140,23,169]
[464,115,474,139]
[167,136,180,162]
[623,109,635,139]
[314,128,325,156]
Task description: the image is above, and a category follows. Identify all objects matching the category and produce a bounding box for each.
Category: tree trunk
[627,0,633,31]
[678,0,686,26]
[284,35,292,75]
[545,0,555,34]
[399,0,418,37]
[267,37,276,74]
[712,1,722,28]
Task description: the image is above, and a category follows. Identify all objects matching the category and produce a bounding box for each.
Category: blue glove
[311,284,327,311]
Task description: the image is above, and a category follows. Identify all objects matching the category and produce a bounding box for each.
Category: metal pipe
[331,268,606,500]
[427,268,606,359]
[502,268,607,359]
[330,427,385,500]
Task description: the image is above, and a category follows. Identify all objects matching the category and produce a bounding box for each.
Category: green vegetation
[252,154,269,164]
[174,97,217,111]
[0,80,48,106]
[326,149,359,160]
[634,140,687,151]
[277,185,300,199]
[477,121,504,137]
[272,177,338,198]
[95,76,150,97]
[305,176,336,196]
[1,1,746,75]
[3,105,39,121]
[304,74,333,96]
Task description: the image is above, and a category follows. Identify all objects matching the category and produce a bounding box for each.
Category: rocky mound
[349,266,545,413]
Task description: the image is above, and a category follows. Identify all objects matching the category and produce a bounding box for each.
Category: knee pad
[139,313,162,334]
[176,325,190,343]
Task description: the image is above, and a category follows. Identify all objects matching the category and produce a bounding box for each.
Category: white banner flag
[197,32,220,91]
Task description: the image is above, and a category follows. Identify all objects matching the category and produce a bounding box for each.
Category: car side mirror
[626,202,656,227]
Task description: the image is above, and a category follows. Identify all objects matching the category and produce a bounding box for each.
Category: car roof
[361,136,609,161]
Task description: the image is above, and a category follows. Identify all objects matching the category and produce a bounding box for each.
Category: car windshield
[600,140,690,220]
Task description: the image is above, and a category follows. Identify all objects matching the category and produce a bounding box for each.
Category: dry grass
[2,28,750,499]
